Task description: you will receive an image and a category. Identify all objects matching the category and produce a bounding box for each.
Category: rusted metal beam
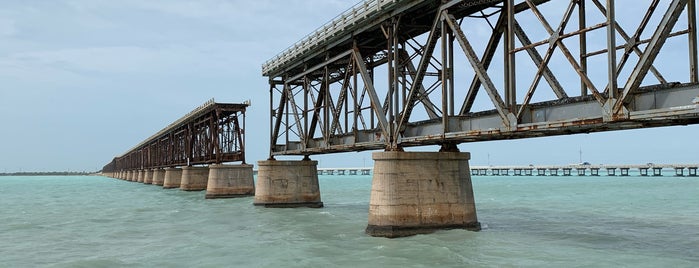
[614,0,689,114]
[445,11,511,127]
[353,47,390,142]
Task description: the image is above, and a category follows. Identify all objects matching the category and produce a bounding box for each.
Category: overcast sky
[0,0,697,172]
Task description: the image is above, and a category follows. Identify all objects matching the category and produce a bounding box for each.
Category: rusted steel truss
[263,0,699,156]
[102,100,248,172]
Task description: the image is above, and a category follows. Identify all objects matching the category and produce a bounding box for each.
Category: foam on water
[0,174,697,267]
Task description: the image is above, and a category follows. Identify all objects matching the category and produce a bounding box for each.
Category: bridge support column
[137,170,145,183]
[163,168,183,189]
[129,170,137,181]
[205,164,255,199]
[366,151,480,238]
[152,169,165,186]
[144,169,153,184]
[254,159,323,208]
[180,166,210,191]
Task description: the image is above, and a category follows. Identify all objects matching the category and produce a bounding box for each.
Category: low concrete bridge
[470,164,699,176]
[101,99,255,199]
[317,167,372,175]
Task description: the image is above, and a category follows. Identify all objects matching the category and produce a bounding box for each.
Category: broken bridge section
[101,100,255,200]
[102,99,249,172]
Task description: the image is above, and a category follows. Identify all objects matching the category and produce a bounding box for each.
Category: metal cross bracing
[101,100,249,173]
[263,0,699,156]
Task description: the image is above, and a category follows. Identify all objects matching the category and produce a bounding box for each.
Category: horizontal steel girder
[271,83,699,155]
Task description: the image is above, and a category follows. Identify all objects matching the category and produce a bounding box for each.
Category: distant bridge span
[102,99,249,173]
[263,0,699,156]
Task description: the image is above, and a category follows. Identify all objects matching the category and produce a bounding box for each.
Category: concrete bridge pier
[129,170,137,182]
[152,169,165,186]
[137,170,145,183]
[144,169,154,184]
[205,164,255,199]
[366,151,480,238]
[254,158,323,208]
[180,166,209,191]
[163,167,183,189]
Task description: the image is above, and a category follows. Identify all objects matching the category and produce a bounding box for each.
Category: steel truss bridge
[102,100,249,173]
[263,0,699,156]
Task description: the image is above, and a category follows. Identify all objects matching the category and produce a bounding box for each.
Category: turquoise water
[1,174,697,267]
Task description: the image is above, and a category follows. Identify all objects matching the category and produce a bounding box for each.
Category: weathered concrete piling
[206,164,255,199]
[366,151,480,238]
[152,169,165,186]
[254,159,323,208]
[180,166,209,191]
[163,167,183,189]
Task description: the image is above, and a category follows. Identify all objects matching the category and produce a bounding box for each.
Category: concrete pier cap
[163,167,183,189]
[366,151,480,238]
[254,158,323,208]
[151,169,165,186]
[137,170,145,183]
[180,166,209,191]
[143,169,154,184]
[205,164,255,199]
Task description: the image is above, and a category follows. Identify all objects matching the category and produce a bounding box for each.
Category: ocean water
[1,174,697,267]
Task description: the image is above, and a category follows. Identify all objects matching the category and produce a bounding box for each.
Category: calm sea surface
[1,174,697,267]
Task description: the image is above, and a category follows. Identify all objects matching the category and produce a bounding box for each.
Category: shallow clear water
[1,174,697,267]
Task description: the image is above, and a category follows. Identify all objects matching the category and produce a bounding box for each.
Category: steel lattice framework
[263,0,699,156]
[102,100,248,172]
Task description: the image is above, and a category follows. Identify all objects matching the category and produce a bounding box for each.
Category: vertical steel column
[607,0,618,99]
[284,83,290,147]
[304,75,309,145]
[689,0,698,83]
[269,83,274,157]
[353,47,359,134]
[441,19,449,134]
[449,34,455,116]
[579,0,588,96]
[345,67,350,133]
[242,109,247,163]
[393,21,400,147]
[505,0,517,112]
[324,65,330,143]
[387,20,397,147]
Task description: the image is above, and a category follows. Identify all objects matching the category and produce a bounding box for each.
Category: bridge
[257,0,699,237]
[101,99,255,199]
[470,164,699,176]
[99,0,698,238]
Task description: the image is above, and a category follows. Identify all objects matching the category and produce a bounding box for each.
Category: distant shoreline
[0,172,96,176]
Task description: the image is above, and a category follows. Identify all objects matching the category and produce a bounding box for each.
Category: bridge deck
[262,0,512,77]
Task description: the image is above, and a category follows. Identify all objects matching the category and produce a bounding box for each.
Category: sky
[0,0,697,172]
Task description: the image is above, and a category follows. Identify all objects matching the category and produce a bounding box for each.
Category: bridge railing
[262,0,399,75]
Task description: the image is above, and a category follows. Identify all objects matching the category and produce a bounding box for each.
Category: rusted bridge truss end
[102,101,250,173]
